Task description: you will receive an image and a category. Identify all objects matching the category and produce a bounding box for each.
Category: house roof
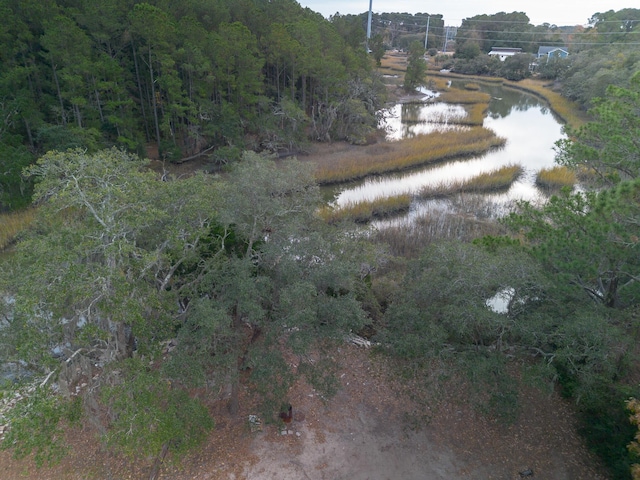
[537,46,568,55]
[490,47,522,53]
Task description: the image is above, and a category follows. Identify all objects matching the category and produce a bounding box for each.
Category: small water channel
[324,80,566,221]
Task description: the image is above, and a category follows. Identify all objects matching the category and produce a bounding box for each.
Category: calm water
[326,82,566,216]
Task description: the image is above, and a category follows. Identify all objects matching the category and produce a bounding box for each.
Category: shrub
[101,358,214,460]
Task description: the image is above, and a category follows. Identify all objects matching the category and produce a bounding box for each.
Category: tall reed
[315,127,505,184]
[0,209,36,251]
[438,89,491,104]
[536,166,576,191]
[320,194,412,224]
[373,197,507,258]
[419,165,523,198]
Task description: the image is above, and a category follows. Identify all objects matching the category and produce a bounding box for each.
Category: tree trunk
[92,75,104,123]
[132,39,151,142]
[23,118,34,148]
[148,47,162,150]
[148,442,169,480]
[51,58,66,126]
[227,304,244,416]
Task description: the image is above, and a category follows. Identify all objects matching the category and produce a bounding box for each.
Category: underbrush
[372,195,507,258]
[558,373,638,479]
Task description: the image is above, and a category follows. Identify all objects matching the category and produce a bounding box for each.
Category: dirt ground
[0,343,610,480]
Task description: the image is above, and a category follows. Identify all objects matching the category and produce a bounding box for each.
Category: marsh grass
[320,194,412,224]
[462,103,488,126]
[429,76,450,91]
[379,54,407,75]
[373,196,507,258]
[435,85,490,126]
[419,165,523,198]
[464,83,481,90]
[536,166,576,191]
[314,127,505,184]
[503,79,589,128]
[438,89,491,104]
[428,73,588,128]
[429,71,505,85]
[0,209,36,251]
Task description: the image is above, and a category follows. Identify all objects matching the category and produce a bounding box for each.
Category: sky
[296,0,637,26]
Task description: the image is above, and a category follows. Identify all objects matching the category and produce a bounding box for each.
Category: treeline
[0,0,384,209]
[445,9,640,92]
[455,9,640,55]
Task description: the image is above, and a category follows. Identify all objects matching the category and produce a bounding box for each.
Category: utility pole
[424,16,430,50]
[442,26,449,53]
[366,0,373,52]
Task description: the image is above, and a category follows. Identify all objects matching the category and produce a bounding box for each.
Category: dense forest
[0,0,386,210]
[2,2,640,479]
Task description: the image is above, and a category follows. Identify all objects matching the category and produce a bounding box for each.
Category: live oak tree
[0,148,217,464]
[166,152,369,416]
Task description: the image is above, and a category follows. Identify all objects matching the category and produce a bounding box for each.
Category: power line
[449,35,640,46]
[453,29,639,36]
[366,11,640,27]
[372,23,639,37]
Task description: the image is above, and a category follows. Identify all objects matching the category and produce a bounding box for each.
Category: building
[488,47,522,61]
[537,46,569,61]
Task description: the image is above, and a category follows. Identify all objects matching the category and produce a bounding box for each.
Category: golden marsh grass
[536,166,577,191]
[419,165,523,198]
[320,194,412,224]
[0,209,36,251]
[438,88,492,104]
[314,127,506,184]
[379,53,407,74]
[503,79,589,128]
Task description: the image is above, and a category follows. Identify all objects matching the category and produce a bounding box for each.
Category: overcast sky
[297,0,637,26]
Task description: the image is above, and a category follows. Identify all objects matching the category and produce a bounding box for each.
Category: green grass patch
[320,194,412,224]
[0,209,36,251]
[314,127,505,185]
[419,164,523,198]
[535,166,577,191]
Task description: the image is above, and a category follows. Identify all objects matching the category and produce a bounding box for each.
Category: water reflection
[384,103,469,140]
[327,82,566,215]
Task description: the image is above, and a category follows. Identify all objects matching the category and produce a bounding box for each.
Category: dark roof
[490,47,522,53]
[537,46,568,55]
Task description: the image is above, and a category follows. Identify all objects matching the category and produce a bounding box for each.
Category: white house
[488,47,522,61]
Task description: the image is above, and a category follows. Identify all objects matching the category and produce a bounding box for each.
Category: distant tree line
[447,9,640,86]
